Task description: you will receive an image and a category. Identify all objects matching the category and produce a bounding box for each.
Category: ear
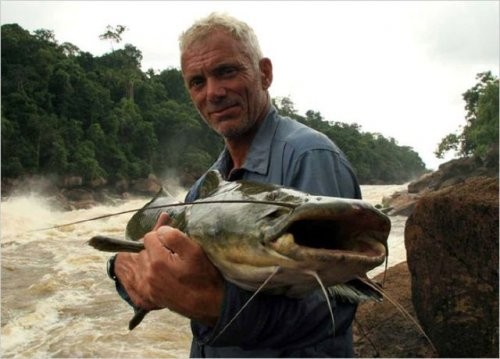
[259,58,273,90]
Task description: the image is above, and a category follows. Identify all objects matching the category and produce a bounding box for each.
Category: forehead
[181,31,250,74]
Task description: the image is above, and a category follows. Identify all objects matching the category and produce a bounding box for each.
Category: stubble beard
[218,115,256,140]
[198,110,257,140]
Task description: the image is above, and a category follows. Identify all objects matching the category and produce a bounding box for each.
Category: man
[113,13,361,357]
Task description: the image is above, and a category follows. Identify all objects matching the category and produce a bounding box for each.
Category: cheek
[191,92,206,111]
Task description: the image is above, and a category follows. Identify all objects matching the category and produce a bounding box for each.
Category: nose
[206,77,226,103]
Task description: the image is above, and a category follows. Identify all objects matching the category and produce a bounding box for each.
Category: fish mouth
[268,202,390,267]
[289,220,384,255]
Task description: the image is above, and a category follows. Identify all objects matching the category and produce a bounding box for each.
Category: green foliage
[436,71,499,159]
[2,24,428,186]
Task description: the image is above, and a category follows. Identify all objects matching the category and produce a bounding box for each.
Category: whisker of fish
[212,266,281,343]
[357,277,437,353]
[304,270,336,336]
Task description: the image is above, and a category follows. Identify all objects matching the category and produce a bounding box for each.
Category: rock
[408,152,498,195]
[353,262,437,358]
[404,176,499,358]
[61,188,94,202]
[61,175,83,188]
[90,176,107,188]
[382,191,420,216]
[115,179,129,194]
[407,171,440,194]
[131,174,161,194]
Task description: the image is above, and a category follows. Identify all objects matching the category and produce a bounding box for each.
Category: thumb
[152,212,172,231]
[156,226,199,258]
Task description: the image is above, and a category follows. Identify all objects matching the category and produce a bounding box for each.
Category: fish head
[186,171,390,296]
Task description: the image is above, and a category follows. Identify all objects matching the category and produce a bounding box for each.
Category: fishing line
[28,200,298,233]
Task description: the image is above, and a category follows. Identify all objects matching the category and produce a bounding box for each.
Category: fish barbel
[89,170,390,328]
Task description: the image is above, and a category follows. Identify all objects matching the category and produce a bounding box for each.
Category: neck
[225,129,256,169]
[225,102,270,170]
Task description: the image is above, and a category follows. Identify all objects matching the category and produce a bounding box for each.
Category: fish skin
[90,170,389,296]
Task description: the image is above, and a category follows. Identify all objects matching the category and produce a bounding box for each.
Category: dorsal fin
[198,170,224,199]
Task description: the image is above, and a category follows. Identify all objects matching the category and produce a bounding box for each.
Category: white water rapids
[1,184,407,358]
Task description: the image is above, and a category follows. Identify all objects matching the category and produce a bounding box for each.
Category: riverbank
[354,262,438,358]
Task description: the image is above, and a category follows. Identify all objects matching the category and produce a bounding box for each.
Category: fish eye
[265,190,281,201]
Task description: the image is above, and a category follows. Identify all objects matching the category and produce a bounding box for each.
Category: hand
[114,213,224,326]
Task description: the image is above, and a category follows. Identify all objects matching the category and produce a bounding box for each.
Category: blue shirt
[186,106,361,357]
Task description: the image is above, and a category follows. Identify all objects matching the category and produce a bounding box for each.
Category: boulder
[405,176,499,357]
[408,152,498,195]
[90,176,107,188]
[61,175,83,188]
[60,188,94,202]
[115,179,129,194]
[131,174,162,195]
[382,191,420,216]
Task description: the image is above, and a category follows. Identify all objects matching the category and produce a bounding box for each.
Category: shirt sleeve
[286,149,362,199]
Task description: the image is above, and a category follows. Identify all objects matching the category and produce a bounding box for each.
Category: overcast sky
[1,1,499,170]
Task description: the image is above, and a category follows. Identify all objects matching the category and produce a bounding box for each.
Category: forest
[2,24,432,187]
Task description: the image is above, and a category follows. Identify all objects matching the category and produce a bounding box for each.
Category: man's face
[181,31,272,139]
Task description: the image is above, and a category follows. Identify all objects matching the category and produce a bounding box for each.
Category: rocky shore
[353,262,438,358]
[355,151,498,358]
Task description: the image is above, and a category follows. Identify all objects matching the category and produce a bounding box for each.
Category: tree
[99,24,127,51]
[436,71,499,159]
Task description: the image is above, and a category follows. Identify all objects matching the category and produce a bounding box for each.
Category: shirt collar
[213,106,279,178]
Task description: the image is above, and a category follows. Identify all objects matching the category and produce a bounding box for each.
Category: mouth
[269,206,389,266]
[287,219,386,256]
[208,104,240,118]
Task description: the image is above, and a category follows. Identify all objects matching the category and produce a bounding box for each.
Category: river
[1,183,407,358]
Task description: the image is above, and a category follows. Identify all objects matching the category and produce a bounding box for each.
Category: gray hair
[179,12,263,67]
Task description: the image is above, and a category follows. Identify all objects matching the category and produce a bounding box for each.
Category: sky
[1,1,499,170]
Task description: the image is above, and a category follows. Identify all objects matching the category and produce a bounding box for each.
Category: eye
[216,65,238,78]
[189,76,205,89]
[265,190,280,201]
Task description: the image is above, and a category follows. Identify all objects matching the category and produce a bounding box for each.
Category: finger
[152,212,172,231]
[156,226,200,259]
[115,253,150,306]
